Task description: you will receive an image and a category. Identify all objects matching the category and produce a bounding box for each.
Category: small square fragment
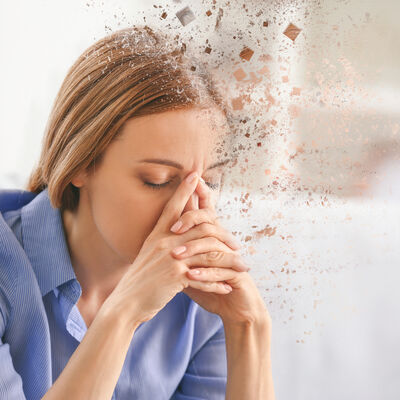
[259,53,272,63]
[161,12,167,19]
[239,46,254,61]
[176,6,196,26]
[257,66,270,76]
[206,10,212,16]
[282,75,289,83]
[205,46,212,54]
[233,68,246,81]
[263,20,269,27]
[291,87,301,96]
[231,96,244,110]
[283,23,301,42]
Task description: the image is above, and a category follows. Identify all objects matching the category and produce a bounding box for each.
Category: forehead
[126,106,228,132]
[116,106,230,155]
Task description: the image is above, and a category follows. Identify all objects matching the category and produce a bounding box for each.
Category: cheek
[89,182,168,259]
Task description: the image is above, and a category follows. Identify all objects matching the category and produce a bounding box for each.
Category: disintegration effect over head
[83,0,400,343]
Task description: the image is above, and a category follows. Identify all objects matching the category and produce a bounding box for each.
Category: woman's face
[73,106,231,264]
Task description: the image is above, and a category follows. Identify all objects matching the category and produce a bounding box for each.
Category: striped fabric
[0,188,227,399]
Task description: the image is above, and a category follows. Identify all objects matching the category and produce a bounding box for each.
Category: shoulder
[0,191,42,329]
[0,188,36,214]
[0,188,37,244]
[1,209,22,243]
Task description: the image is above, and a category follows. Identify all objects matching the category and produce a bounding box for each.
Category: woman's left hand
[169,178,270,326]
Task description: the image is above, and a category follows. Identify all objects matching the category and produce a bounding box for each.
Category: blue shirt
[0,188,227,400]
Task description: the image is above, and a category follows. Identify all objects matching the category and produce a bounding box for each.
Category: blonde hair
[26,25,230,212]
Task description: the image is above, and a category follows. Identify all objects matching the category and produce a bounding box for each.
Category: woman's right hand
[102,171,239,328]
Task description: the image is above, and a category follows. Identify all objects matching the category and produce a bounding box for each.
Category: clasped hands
[169,173,269,326]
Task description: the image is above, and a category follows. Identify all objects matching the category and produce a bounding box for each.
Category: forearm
[42,302,140,400]
[223,316,275,400]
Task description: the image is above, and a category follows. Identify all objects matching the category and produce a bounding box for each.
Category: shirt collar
[21,188,77,297]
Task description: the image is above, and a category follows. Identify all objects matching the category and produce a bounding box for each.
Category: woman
[0,26,275,399]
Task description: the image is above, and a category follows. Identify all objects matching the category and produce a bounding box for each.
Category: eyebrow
[137,158,231,170]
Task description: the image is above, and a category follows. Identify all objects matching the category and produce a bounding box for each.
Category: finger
[170,206,240,250]
[186,279,232,294]
[154,171,199,232]
[195,177,215,211]
[170,208,216,233]
[182,191,199,214]
[186,266,242,281]
[171,237,249,272]
[171,222,242,253]
[186,249,249,273]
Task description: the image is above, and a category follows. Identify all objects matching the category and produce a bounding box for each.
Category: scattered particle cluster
[81,0,400,343]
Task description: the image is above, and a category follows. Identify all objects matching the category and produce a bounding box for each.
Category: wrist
[222,311,272,333]
[99,297,142,333]
[223,312,274,399]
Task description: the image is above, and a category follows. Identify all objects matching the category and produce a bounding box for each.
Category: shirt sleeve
[170,321,227,400]
[0,301,26,400]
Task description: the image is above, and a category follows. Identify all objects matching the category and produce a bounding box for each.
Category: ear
[70,169,88,188]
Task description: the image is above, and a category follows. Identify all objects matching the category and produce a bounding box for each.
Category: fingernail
[170,220,183,233]
[186,172,198,183]
[224,283,232,291]
[190,269,201,275]
[172,245,186,255]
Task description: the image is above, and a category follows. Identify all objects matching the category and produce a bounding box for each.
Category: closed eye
[143,181,172,190]
[143,181,219,190]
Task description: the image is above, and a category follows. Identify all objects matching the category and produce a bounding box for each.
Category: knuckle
[232,252,241,263]
[178,263,189,276]
[198,222,215,236]
[233,253,244,266]
[204,251,224,262]
[186,210,205,227]
[170,260,186,276]
[210,236,221,247]
[203,281,213,290]
[232,249,241,256]
[157,237,171,251]
[180,211,193,225]
[213,268,222,279]
[208,210,219,223]
[203,208,216,223]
